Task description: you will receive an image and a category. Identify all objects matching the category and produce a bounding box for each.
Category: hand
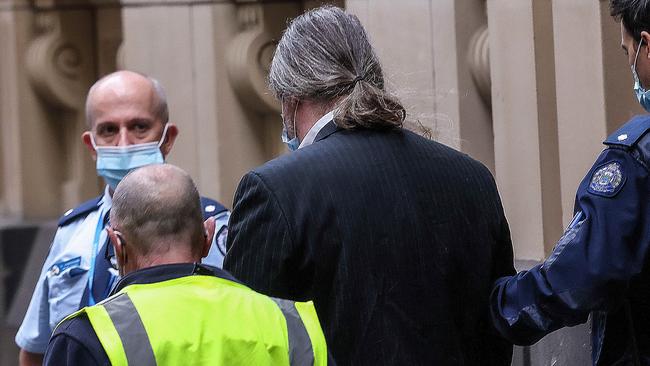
[19,349,43,366]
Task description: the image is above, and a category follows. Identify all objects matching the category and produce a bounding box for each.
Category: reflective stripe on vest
[272,298,314,365]
[103,294,157,366]
[73,275,327,366]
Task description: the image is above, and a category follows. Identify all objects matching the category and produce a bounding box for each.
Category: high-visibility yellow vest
[61,274,327,366]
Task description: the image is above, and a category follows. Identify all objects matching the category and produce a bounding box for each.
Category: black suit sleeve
[492,200,516,281]
[484,194,517,365]
[224,172,308,300]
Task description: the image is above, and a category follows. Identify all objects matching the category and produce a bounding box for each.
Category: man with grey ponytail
[224,5,515,365]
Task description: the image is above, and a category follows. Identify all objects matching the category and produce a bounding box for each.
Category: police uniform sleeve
[490,146,650,345]
[15,228,67,353]
[224,172,308,300]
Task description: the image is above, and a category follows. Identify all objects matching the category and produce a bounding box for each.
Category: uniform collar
[298,110,335,149]
[110,263,240,295]
[58,189,111,227]
[100,185,113,210]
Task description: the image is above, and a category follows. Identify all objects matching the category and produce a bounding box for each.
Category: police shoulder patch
[587,162,625,197]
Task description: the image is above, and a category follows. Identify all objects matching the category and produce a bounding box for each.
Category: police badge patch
[588,162,625,197]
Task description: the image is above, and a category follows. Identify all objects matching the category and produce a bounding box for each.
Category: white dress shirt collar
[298,110,335,149]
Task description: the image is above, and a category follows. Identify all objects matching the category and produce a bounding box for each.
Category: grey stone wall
[0,221,56,366]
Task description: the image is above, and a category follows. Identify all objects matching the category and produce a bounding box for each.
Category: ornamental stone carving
[26,13,87,111]
[24,10,98,214]
[468,25,491,106]
[227,3,280,114]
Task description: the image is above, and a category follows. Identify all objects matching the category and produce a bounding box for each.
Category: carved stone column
[1,5,102,219]
[120,0,304,205]
[553,1,644,225]
[468,25,491,106]
[0,8,22,219]
[226,0,344,116]
[227,3,280,115]
[25,10,99,217]
[0,3,110,362]
[347,0,494,171]
[487,0,562,260]
[27,15,87,110]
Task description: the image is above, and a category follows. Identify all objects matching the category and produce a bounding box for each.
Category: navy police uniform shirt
[490,115,650,366]
[15,186,229,354]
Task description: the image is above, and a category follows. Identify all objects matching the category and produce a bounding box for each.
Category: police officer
[43,164,327,366]
[490,1,650,364]
[15,71,230,365]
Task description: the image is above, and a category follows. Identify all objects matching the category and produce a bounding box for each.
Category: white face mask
[91,124,169,189]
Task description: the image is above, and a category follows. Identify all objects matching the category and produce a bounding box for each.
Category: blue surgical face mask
[632,39,650,112]
[281,126,300,151]
[91,124,168,189]
[281,99,300,151]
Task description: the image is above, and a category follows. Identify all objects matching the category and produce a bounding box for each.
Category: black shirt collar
[110,263,241,296]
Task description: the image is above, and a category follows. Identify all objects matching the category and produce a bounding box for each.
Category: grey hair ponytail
[269,5,405,130]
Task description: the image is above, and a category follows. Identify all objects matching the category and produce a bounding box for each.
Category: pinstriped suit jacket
[224,122,515,365]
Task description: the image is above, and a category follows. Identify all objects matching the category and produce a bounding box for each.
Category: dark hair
[611,0,650,42]
[268,5,405,130]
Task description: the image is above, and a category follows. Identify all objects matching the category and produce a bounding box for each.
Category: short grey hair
[268,5,405,130]
[85,71,169,128]
[110,164,205,257]
[149,77,169,124]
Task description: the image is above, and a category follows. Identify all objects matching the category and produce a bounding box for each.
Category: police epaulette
[58,196,103,227]
[199,196,228,220]
[604,115,650,149]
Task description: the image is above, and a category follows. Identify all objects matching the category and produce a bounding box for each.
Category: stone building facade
[0,0,642,364]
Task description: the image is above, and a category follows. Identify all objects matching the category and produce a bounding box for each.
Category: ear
[642,31,650,59]
[81,131,97,161]
[107,227,123,259]
[202,217,216,258]
[160,123,178,158]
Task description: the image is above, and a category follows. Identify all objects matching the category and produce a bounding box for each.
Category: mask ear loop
[157,123,170,148]
[634,38,645,76]
[292,100,300,141]
[90,133,98,149]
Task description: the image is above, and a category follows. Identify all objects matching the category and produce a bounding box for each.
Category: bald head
[85,70,169,129]
[110,164,205,260]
